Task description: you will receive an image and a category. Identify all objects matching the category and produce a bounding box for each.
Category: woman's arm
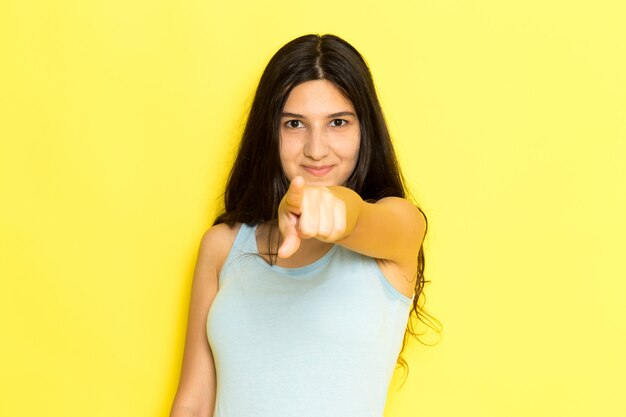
[330,187,426,267]
[170,224,234,417]
[278,176,426,268]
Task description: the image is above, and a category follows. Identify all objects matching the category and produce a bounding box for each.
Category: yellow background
[1,1,624,416]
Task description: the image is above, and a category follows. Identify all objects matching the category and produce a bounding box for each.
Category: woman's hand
[277,176,347,258]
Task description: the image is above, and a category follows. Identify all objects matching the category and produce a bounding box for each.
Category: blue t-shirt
[207,223,414,417]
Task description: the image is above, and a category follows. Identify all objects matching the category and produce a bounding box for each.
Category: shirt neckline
[250,223,340,277]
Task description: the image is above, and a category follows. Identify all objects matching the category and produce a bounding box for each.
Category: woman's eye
[331,119,347,127]
[286,120,303,128]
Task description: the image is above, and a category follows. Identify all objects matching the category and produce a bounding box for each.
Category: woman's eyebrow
[281,111,357,118]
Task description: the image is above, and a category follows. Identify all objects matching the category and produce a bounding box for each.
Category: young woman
[170,33,441,417]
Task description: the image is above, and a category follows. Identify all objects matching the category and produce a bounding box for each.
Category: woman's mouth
[302,165,334,177]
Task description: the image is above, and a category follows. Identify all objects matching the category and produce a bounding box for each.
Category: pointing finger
[278,224,301,258]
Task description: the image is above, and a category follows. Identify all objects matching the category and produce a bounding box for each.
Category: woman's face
[279,79,361,187]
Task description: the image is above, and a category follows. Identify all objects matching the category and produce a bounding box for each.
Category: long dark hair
[213,33,442,383]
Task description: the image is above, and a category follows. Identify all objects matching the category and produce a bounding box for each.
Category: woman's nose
[303,125,329,160]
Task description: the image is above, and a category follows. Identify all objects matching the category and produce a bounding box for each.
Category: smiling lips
[302,165,334,177]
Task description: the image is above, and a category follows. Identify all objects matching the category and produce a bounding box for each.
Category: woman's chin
[305,178,337,187]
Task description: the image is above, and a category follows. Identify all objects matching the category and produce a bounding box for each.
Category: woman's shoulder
[202,221,242,241]
[200,222,243,277]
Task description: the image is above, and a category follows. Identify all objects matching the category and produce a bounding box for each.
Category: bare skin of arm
[169,224,236,417]
[278,176,426,269]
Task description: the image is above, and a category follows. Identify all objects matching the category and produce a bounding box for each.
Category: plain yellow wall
[1,1,624,416]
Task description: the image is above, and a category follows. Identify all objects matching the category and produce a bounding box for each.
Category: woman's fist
[277,176,347,258]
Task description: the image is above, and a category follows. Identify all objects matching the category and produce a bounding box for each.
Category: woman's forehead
[283,80,355,116]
